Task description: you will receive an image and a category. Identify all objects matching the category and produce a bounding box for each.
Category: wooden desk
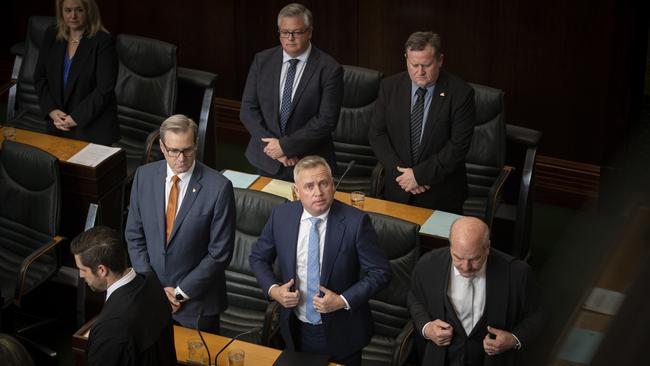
[72,321,339,366]
[1,127,126,238]
[250,176,447,249]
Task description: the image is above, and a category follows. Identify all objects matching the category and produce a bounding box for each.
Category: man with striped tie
[250,156,391,366]
[369,31,475,213]
[240,3,343,181]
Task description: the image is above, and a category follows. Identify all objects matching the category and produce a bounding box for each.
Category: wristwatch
[174,288,187,302]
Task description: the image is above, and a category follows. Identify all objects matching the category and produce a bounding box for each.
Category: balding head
[449,216,490,277]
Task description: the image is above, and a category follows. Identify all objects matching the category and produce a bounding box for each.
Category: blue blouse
[63,52,73,90]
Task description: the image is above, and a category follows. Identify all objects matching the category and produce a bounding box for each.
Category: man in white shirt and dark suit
[408,216,544,365]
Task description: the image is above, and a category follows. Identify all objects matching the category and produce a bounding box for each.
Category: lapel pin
[440,92,445,97]
[192,188,197,193]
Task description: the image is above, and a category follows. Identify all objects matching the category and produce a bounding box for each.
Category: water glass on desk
[350,191,365,209]
[187,338,208,365]
[228,349,245,366]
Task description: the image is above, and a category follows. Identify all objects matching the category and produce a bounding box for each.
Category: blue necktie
[306,217,322,323]
[279,59,300,135]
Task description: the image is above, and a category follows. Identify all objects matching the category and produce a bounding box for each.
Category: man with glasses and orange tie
[240,3,343,181]
[126,114,235,333]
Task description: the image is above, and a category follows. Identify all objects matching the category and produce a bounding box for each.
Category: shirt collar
[300,207,330,222]
[105,268,136,301]
[283,43,312,63]
[452,258,487,280]
[166,161,196,182]
[411,82,436,96]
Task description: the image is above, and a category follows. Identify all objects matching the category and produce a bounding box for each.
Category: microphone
[195,310,212,366]
[214,327,262,366]
[335,160,356,191]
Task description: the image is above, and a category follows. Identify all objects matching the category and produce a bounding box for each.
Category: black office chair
[363,212,420,366]
[220,188,287,345]
[494,125,542,259]
[332,65,383,195]
[141,68,218,166]
[1,16,56,132]
[0,140,64,358]
[462,83,510,229]
[113,34,177,177]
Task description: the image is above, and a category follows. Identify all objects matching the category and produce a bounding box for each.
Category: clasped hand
[261,137,298,167]
[271,279,346,313]
[49,109,77,131]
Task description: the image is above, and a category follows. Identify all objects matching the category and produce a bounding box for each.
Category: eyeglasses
[278,29,310,38]
[161,141,196,158]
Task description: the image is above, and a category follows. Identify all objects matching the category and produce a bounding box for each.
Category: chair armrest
[143,129,161,165]
[15,235,66,306]
[485,166,512,228]
[370,162,385,198]
[391,321,414,366]
[10,42,25,57]
[262,301,280,347]
[178,67,217,89]
[506,124,542,148]
[0,79,17,97]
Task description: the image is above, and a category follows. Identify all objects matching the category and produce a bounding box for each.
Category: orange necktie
[165,175,180,243]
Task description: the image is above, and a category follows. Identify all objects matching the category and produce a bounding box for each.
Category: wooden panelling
[536,155,601,209]
[8,0,649,208]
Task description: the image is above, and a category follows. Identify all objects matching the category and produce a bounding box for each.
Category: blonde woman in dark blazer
[35,0,119,145]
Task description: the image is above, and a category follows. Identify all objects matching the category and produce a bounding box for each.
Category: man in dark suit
[369,31,475,213]
[71,226,176,366]
[126,114,235,332]
[408,217,544,365]
[240,3,343,180]
[249,156,391,365]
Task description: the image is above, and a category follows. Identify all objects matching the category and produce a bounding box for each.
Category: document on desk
[419,210,462,238]
[222,170,260,189]
[261,179,295,201]
[67,143,120,167]
[582,287,625,316]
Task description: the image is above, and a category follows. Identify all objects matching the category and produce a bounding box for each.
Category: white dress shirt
[278,44,312,106]
[448,262,487,334]
[105,268,136,301]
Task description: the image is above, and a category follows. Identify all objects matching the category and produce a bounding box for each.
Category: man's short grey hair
[159,114,198,144]
[404,31,443,58]
[293,155,332,182]
[277,3,313,28]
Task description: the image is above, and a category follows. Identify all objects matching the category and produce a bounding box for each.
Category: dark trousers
[297,320,362,366]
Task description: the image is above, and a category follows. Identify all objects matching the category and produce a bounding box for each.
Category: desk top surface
[250,176,434,226]
[1,127,89,160]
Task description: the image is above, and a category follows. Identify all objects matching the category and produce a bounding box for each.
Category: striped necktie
[279,59,300,135]
[410,87,427,163]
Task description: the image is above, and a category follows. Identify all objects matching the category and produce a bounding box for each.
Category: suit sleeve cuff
[268,284,279,297]
[512,332,522,350]
[422,321,432,339]
[340,295,351,310]
[175,286,190,301]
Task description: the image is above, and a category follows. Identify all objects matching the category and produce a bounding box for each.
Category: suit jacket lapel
[417,71,448,164]
[320,202,344,286]
[285,203,303,282]
[63,38,91,104]
[288,47,319,121]
[168,163,203,244]
[270,47,283,136]
[485,253,509,330]
[50,40,66,107]
[397,74,414,166]
[154,163,166,246]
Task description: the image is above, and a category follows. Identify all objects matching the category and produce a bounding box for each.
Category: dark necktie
[410,87,427,163]
[279,59,300,135]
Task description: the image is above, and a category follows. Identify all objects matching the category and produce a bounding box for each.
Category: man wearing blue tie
[249,156,392,365]
[240,3,343,180]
